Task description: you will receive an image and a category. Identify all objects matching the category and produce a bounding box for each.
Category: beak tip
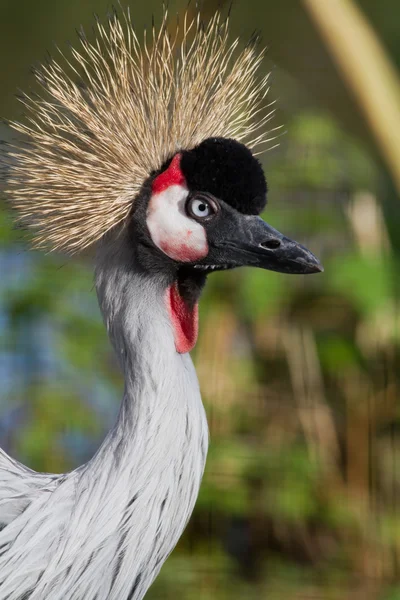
[311,262,324,274]
[292,254,324,275]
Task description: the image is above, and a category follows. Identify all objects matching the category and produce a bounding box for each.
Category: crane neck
[92,238,208,476]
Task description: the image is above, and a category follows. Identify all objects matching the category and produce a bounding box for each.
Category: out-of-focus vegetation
[1,0,400,598]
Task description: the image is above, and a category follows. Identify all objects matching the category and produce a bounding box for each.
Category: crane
[0,7,322,600]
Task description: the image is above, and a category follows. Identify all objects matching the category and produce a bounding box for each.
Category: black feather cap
[180,137,267,215]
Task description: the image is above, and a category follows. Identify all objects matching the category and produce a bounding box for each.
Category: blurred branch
[303,0,400,194]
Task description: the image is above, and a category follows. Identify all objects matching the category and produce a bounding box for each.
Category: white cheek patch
[147,185,209,262]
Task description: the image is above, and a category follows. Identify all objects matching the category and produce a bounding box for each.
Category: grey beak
[210,215,323,275]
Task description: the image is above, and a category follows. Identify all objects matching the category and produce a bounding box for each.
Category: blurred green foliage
[1,1,400,599]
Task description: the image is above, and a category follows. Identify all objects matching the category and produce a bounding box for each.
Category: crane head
[145,137,322,277]
[129,136,322,353]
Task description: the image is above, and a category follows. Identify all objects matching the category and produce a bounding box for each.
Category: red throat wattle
[166,283,199,354]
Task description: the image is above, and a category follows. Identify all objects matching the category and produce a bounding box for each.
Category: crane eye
[186,194,219,222]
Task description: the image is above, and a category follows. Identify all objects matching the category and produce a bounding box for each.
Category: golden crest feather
[2,7,275,253]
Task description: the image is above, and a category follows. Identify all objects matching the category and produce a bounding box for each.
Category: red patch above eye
[152,153,186,194]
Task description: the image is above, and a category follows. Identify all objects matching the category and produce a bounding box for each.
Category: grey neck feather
[0,237,208,600]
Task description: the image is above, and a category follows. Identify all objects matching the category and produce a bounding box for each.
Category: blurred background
[1,0,400,598]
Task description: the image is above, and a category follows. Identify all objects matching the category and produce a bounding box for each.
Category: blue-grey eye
[186,195,218,221]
